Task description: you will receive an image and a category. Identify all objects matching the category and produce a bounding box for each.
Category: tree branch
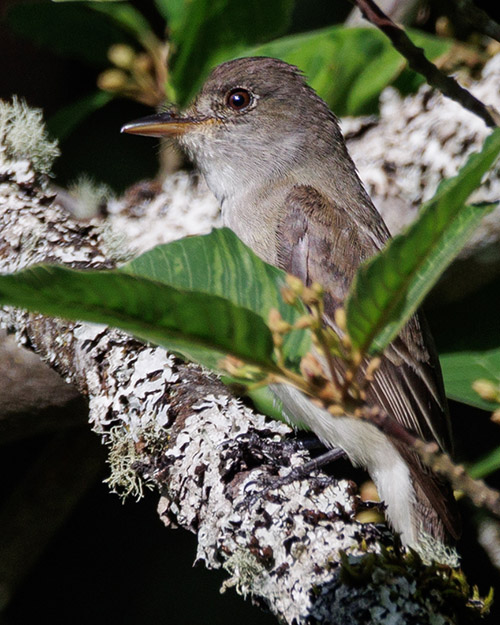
[351,0,500,127]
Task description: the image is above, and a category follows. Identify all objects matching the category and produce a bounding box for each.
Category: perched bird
[122,56,460,547]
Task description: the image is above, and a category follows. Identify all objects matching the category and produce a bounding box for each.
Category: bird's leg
[238,434,347,509]
[266,446,346,488]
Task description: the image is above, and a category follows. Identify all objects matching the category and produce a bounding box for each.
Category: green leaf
[346,128,500,356]
[468,446,500,480]
[248,27,451,116]
[47,91,114,141]
[169,0,294,105]
[0,229,309,378]
[440,350,500,411]
[121,228,310,367]
[0,264,275,374]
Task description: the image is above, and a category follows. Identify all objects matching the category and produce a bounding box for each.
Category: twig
[351,0,499,128]
[362,405,500,518]
[269,290,500,520]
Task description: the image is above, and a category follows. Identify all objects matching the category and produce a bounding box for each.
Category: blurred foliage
[7,1,456,141]
[250,26,451,115]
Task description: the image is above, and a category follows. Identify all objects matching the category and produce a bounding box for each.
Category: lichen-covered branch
[343,53,500,300]
[0,103,471,623]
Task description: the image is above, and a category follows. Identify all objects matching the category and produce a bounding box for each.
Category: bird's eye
[226,88,253,112]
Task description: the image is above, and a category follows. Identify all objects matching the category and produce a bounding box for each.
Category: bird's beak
[121,111,197,138]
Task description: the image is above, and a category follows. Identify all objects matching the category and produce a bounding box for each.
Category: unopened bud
[281,286,297,305]
[98,68,128,92]
[334,307,346,331]
[317,385,341,404]
[133,52,153,74]
[365,357,381,380]
[435,16,453,38]
[472,379,500,403]
[302,287,320,306]
[268,308,291,334]
[492,409,500,425]
[300,352,325,380]
[328,404,344,416]
[108,44,136,69]
[350,348,362,367]
[285,274,304,294]
[294,315,312,330]
[273,333,283,348]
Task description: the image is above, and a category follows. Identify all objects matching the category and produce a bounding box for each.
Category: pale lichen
[0,97,59,175]
[68,174,114,220]
[104,425,153,501]
[416,530,460,568]
[221,549,268,597]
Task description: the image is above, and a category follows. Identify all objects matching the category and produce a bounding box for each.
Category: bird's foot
[239,445,347,510]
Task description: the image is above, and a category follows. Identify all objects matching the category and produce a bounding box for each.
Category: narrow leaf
[469,446,500,480]
[346,128,500,355]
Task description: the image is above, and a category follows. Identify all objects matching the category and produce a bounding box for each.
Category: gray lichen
[104,423,156,501]
[68,174,114,220]
[0,97,59,175]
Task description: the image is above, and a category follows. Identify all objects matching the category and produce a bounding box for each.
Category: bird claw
[237,446,347,511]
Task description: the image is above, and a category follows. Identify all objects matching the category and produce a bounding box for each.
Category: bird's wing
[276,184,460,539]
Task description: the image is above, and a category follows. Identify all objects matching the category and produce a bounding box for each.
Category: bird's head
[122,57,342,202]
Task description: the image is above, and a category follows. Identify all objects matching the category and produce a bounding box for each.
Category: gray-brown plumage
[122,56,460,547]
